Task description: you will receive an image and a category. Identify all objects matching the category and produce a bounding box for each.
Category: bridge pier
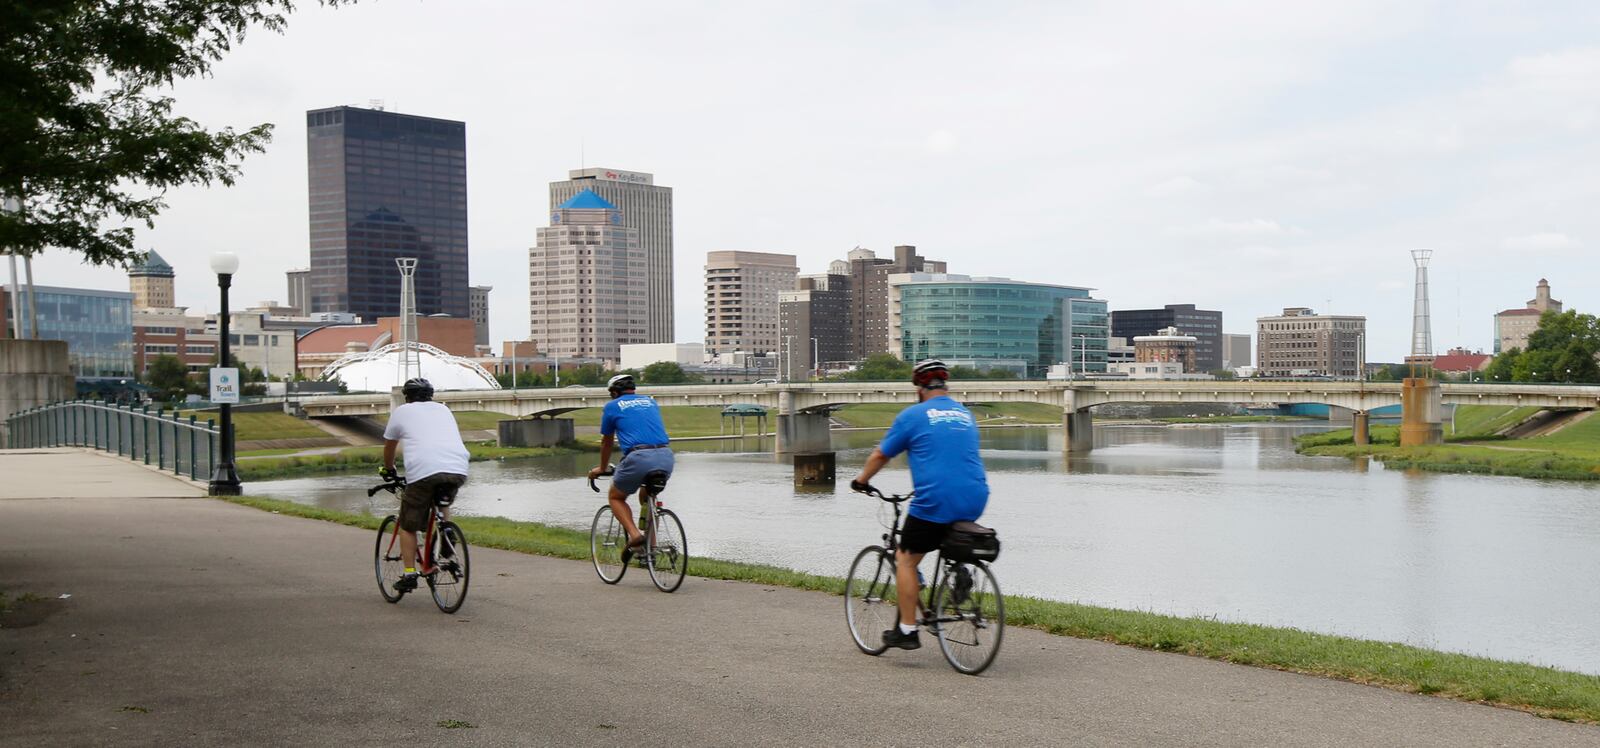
[1063,408,1093,453]
[1352,411,1370,446]
[1399,378,1443,446]
[775,413,832,454]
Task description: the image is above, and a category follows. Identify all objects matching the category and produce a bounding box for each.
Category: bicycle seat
[431,482,459,507]
[950,520,994,536]
[642,470,670,492]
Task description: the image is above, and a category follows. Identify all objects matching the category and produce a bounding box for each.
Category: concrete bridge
[295,380,1600,453]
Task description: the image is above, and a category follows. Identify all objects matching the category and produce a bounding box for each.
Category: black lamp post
[208,251,242,496]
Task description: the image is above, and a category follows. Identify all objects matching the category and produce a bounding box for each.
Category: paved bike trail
[1,454,1597,746]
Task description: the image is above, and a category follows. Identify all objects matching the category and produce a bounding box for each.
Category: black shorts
[399,473,466,532]
[899,515,952,555]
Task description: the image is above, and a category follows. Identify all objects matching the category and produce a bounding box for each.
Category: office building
[127,250,175,310]
[1256,307,1366,378]
[305,105,469,322]
[286,269,310,315]
[778,274,852,380]
[31,286,134,379]
[850,245,944,357]
[1223,333,1252,369]
[469,285,491,348]
[890,274,1108,377]
[528,190,646,364]
[1133,327,1198,373]
[1111,304,1224,372]
[1494,279,1563,353]
[704,251,798,356]
[132,308,216,374]
[549,168,673,342]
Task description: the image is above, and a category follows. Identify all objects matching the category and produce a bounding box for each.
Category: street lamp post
[811,337,819,380]
[208,252,242,496]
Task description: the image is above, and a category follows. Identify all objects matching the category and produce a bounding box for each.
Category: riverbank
[236,442,591,481]
[1298,406,1600,481]
[228,495,1600,723]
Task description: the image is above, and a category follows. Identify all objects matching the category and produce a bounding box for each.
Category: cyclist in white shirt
[380,378,470,592]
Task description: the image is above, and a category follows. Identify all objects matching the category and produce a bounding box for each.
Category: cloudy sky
[27,0,1600,361]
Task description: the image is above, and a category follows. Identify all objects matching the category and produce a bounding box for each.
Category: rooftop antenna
[396,257,420,384]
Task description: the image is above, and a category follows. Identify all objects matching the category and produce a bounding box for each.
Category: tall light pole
[209,251,242,496]
[811,337,819,380]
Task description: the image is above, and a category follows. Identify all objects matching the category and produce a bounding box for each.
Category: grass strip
[226,495,1600,723]
[237,443,593,481]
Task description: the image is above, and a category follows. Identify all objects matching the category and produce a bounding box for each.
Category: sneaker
[882,627,921,650]
[393,573,419,593]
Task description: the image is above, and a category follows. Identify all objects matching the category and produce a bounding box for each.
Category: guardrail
[5,400,223,482]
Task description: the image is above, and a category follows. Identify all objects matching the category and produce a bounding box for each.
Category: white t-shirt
[383,401,470,481]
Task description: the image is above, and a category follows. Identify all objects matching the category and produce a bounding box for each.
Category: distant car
[753,378,777,385]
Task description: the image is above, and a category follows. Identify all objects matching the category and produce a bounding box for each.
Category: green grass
[227,495,1600,723]
[238,447,315,457]
[563,406,755,438]
[176,410,327,441]
[1519,412,1600,455]
[830,402,1064,429]
[1156,415,1318,424]
[236,442,591,481]
[1297,406,1600,481]
[1451,405,1541,438]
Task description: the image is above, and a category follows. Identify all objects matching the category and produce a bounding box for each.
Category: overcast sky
[24,0,1600,361]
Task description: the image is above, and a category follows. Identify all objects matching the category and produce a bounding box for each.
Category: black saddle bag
[941,521,1000,563]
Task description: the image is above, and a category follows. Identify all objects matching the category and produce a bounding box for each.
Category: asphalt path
[2,452,1597,746]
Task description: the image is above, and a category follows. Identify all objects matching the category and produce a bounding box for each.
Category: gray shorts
[614,447,674,495]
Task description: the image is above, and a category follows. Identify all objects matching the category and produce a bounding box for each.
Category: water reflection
[256,423,1600,674]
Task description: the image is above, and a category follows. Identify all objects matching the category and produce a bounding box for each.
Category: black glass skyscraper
[306,106,468,322]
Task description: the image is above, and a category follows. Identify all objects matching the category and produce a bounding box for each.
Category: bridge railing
[5,400,222,482]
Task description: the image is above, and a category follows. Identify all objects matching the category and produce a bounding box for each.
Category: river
[254,423,1600,675]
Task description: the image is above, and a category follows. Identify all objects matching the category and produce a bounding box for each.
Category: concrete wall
[0,340,75,447]
[498,418,575,448]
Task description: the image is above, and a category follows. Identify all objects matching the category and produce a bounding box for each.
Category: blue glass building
[32,286,135,379]
[890,275,1108,377]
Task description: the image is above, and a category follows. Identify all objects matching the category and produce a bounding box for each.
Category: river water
[255,424,1600,674]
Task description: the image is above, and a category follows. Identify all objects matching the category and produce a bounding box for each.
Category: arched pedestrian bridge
[296,380,1600,452]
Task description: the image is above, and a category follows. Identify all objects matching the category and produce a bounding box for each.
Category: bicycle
[588,465,688,592]
[844,484,1004,675]
[371,476,471,614]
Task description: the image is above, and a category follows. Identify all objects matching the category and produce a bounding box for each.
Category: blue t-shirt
[600,394,671,453]
[878,395,989,524]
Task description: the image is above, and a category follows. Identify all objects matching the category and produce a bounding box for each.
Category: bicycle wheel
[590,505,628,584]
[844,545,897,656]
[427,521,470,614]
[645,508,688,593]
[375,515,406,603]
[932,561,1004,675]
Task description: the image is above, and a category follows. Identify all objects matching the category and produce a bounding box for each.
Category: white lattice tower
[396,257,420,384]
[1411,249,1433,357]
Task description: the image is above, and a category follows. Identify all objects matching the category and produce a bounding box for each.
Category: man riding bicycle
[851,360,989,650]
[588,374,673,563]
[380,377,470,593]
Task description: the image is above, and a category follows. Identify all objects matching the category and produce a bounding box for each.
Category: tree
[839,354,913,381]
[143,354,190,401]
[1208,369,1237,380]
[641,361,700,384]
[1485,311,1600,383]
[1,1,344,265]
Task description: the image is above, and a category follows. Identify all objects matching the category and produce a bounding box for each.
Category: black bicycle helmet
[607,373,635,397]
[912,359,950,390]
[402,377,434,403]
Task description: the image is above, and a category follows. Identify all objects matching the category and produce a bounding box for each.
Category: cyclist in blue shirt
[851,360,989,650]
[588,374,673,562]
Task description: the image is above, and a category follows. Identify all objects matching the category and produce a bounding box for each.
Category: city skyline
[17,1,1598,362]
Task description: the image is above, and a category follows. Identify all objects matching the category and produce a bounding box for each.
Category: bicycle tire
[645,508,688,593]
[590,505,627,584]
[427,521,470,614]
[375,515,405,603]
[844,545,897,656]
[932,561,1004,675]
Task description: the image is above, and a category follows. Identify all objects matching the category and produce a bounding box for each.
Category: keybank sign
[598,169,653,185]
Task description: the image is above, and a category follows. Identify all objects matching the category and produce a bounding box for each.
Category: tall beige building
[549,168,673,343]
[528,190,646,364]
[1494,279,1563,353]
[127,250,175,310]
[1256,307,1366,378]
[704,251,798,356]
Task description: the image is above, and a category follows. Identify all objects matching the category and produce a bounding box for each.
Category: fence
[5,400,223,482]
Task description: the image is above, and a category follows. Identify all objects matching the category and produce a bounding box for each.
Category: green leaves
[1487,311,1600,383]
[0,1,344,264]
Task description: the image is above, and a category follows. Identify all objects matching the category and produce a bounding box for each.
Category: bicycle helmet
[912,359,950,390]
[402,377,434,403]
[607,373,636,397]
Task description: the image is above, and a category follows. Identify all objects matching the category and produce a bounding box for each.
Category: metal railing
[5,400,223,482]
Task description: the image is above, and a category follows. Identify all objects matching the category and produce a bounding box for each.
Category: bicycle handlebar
[587,464,617,493]
[368,479,406,497]
[850,480,912,503]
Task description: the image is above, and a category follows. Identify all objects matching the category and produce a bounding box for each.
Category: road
[1,450,1596,746]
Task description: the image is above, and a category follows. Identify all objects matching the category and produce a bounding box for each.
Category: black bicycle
[588,465,688,592]
[845,484,1004,675]
[370,477,471,614]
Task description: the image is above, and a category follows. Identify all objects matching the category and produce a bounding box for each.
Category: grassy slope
[228,496,1600,724]
[1298,406,1600,481]
[177,410,328,441]
[236,443,588,481]
[831,402,1063,429]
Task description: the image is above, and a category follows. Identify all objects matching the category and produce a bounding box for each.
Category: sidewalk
[1,452,1596,746]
